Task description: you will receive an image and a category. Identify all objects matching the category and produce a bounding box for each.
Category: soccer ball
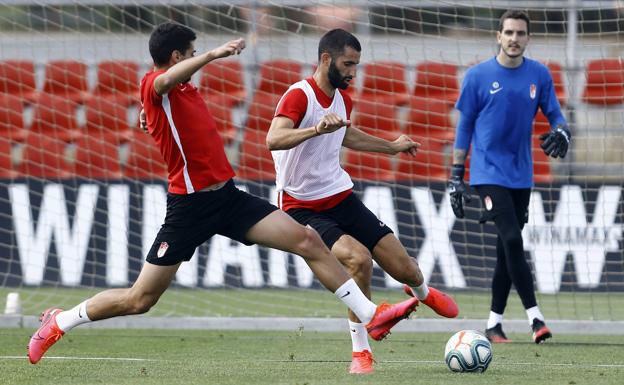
[444,330,492,373]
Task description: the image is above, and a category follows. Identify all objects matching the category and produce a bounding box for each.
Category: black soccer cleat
[485,323,511,343]
[531,318,552,344]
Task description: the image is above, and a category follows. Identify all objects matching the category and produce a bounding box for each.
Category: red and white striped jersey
[140,69,234,194]
[272,78,354,208]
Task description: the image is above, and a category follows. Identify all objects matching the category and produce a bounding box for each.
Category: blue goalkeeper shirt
[454,57,566,188]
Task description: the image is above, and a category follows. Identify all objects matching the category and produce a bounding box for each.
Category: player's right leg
[243,210,418,340]
[28,262,180,364]
[331,235,375,373]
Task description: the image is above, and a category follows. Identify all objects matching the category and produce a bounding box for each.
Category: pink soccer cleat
[365,297,419,341]
[349,350,374,374]
[27,308,65,364]
[403,284,459,318]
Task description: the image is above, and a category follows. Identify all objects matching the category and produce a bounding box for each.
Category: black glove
[448,164,472,219]
[539,125,571,159]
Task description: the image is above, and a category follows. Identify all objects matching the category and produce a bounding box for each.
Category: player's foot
[403,284,459,318]
[349,350,374,374]
[27,308,65,364]
[366,297,419,341]
[485,323,512,343]
[531,318,552,344]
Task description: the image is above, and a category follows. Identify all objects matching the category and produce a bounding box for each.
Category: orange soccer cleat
[27,308,65,364]
[403,284,459,318]
[365,297,419,341]
[349,349,374,374]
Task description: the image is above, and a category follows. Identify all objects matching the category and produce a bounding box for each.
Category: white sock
[335,279,377,324]
[348,320,371,353]
[486,311,503,329]
[410,282,430,301]
[55,300,92,332]
[526,306,545,325]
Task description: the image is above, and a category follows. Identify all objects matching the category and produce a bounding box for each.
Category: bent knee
[336,239,373,274]
[126,292,159,315]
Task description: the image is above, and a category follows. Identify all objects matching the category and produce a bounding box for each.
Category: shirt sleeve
[454,70,478,150]
[275,88,308,128]
[539,67,566,128]
[141,71,164,106]
[339,89,354,120]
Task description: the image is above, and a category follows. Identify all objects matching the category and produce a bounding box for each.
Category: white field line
[261,359,624,368]
[0,355,159,362]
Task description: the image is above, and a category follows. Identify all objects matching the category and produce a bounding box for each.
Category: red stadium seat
[413,61,459,104]
[237,128,275,181]
[17,133,72,179]
[84,97,133,143]
[205,95,238,145]
[352,98,401,140]
[201,60,246,106]
[257,60,302,95]
[532,136,553,183]
[31,94,81,142]
[395,138,448,181]
[406,96,455,142]
[343,149,394,181]
[246,92,281,131]
[74,135,122,179]
[544,61,566,106]
[0,138,17,179]
[0,94,28,142]
[43,60,89,103]
[124,133,168,180]
[582,59,624,105]
[94,61,140,106]
[359,61,409,106]
[0,60,38,102]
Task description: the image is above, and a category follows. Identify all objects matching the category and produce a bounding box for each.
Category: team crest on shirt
[530,84,537,99]
[484,196,493,211]
[157,242,169,258]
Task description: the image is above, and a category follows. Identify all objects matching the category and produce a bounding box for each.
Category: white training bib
[272,79,353,201]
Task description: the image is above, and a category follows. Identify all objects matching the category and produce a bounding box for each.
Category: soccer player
[448,10,570,344]
[266,29,459,374]
[27,22,420,365]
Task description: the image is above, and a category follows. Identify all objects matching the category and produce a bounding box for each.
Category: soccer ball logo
[444,330,492,373]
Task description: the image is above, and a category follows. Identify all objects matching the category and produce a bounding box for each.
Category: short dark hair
[499,10,531,35]
[149,22,196,66]
[317,28,361,61]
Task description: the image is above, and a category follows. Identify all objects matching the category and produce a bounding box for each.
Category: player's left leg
[328,193,458,318]
[372,234,458,318]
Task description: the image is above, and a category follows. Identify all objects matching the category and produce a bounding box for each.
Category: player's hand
[139,108,148,133]
[391,135,420,156]
[315,113,350,135]
[539,124,571,158]
[211,38,245,59]
[448,164,472,219]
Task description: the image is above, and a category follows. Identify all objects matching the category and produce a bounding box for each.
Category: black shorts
[474,185,531,225]
[146,179,278,266]
[286,193,393,251]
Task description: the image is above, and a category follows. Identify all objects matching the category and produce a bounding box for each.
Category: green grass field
[2,288,624,320]
[1,329,623,385]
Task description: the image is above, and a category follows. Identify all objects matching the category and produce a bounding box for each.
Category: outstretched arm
[342,126,419,156]
[154,38,245,95]
[267,112,350,151]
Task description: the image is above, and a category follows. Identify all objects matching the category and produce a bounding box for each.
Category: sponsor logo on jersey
[489,81,502,94]
[530,84,537,99]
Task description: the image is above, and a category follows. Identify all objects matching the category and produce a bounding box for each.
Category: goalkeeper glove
[539,125,571,159]
[448,164,471,219]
